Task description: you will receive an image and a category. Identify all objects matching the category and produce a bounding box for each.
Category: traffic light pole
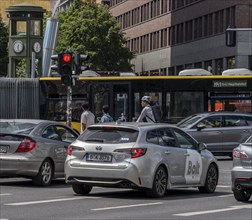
[51,51,87,128]
[66,85,72,127]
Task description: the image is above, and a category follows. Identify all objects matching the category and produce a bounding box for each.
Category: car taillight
[233,150,239,158]
[16,138,37,153]
[114,148,147,158]
[67,145,84,155]
[131,148,147,158]
[240,151,249,159]
[233,150,249,159]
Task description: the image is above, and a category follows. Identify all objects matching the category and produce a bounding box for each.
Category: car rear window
[0,122,36,134]
[78,126,139,143]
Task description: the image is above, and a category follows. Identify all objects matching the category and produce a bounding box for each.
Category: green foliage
[0,14,8,76]
[16,59,27,78]
[57,0,134,71]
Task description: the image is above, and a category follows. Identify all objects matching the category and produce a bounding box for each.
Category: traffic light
[50,54,61,74]
[59,52,73,86]
[226,25,236,47]
[74,52,89,75]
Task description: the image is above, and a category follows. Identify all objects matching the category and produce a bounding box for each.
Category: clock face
[13,41,24,53]
[33,42,41,53]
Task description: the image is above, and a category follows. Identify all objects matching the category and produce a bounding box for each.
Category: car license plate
[86,153,112,162]
[0,145,8,153]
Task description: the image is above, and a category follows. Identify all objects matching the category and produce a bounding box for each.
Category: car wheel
[145,166,167,198]
[233,188,251,202]
[33,159,53,186]
[72,184,93,195]
[198,164,218,193]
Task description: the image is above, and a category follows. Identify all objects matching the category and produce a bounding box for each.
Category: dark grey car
[177,112,252,156]
[0,119,79,186]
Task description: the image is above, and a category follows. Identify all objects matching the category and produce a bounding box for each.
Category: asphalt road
[0,157,251,220]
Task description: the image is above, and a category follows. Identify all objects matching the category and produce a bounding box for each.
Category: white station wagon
[65,122,219,198]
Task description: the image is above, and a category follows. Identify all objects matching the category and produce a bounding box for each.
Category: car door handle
[184,153,190,156]
[165,151,171,155]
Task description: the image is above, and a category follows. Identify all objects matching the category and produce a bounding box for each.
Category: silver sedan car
[0,119,79,186]
[231,134,252,202]
[65,122,219,198]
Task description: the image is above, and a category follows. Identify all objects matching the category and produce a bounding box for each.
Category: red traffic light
[63,54,72,63]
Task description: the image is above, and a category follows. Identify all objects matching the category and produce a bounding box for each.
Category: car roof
[189,111,252,117]
[0,119,63,125]
[88,122,177,130]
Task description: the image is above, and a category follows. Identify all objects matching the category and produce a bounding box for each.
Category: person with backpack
[100,105,114,123]
[136,96,156,123]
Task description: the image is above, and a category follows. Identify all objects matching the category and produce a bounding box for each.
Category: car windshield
[176,115,203,128]
[0,122,36,134]
[78,126,139,144]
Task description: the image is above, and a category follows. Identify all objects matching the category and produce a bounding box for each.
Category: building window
[169,67,175,75]
[171,26,176,45]
[177,23,184,43]
[194,62,202,68]
[185,63,193,69]
[176,65,184,75]
[214,10,224,34]
[203,15,208,37]
[227,56,236,69]
[198,17,202,38]
[185,20,193,41]
[204,60,212,72]
[161,28,168,47]
[209,14,213,35]
[11,20,27,35]
[161,0,168,13]
[215,58,223,75]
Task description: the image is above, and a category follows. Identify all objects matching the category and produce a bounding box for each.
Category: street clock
[33,42,41,53]
[13,40,24,53]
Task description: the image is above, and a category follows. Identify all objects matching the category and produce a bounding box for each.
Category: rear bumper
[0,156,41,178]
[231,166,252,191]
[64,160,153,189]
[233,178,252,191]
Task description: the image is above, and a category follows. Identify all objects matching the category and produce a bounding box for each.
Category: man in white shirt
[80,103,95,133]
[136,96,156,123]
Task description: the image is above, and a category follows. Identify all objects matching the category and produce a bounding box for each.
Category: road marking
[92,202,163,211]
[5,196,100,206]
[174,204,252,216]
[0,193,12,196]
[217,185,231,188]
[218,194,233,198]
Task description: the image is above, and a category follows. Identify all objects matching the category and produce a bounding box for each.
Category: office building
[109,0,252,75]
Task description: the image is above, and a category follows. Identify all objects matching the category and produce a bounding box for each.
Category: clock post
[6,3,45,77]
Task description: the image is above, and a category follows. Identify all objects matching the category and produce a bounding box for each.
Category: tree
[0,14,8,77]
[57,0,134,71]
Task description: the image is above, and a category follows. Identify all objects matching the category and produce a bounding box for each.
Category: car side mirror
[199,142,207,151]
[196,122,205,131]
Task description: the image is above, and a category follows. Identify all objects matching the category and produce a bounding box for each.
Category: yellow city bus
[39,69,252,129]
